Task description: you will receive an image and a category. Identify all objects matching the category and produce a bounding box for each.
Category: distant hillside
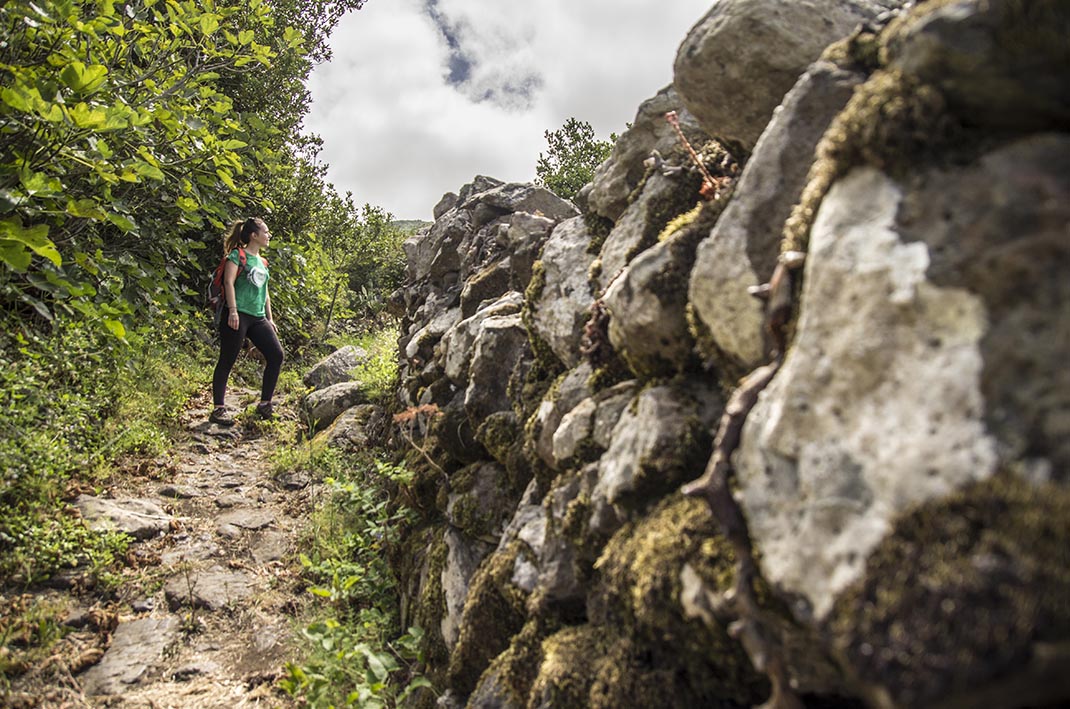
[391,219,431,235]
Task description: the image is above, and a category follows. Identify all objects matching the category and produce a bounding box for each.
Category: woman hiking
[209,217,284,426]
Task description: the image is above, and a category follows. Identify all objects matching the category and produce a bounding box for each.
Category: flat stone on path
[250,530,290,564]
[158,484,202,499]
[215,493,246,508]
[164,567,257,611]
[216,509,275,531]
[78,617,180,696]
[74,495,172,540]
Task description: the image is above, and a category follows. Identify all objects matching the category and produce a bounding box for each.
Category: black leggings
[212,313,284,406]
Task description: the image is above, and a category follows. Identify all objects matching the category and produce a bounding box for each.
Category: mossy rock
[826,473,1070,707]
[446,541,529,696]
[529,623,756,709]
[403,526,450,673]
[589,496,769,705]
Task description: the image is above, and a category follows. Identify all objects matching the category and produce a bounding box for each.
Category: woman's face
[250,221,271,248]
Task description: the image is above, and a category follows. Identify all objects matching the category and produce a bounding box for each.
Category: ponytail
[223,217,263,254]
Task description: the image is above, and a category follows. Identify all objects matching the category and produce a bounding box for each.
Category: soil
[2,388,318,708]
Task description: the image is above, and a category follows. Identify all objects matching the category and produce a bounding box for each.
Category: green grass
[280,451,435,707]
[0,317,208,587]
[329,323,400,405]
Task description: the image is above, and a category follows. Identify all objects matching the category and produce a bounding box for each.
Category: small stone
[215,493,245,509]
[158,484,202,499]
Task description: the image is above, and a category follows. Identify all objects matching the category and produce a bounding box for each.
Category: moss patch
[584,212,615,256]
[826,473,1070,707]
[406,526,450,673]
[590,496,769,705]
[781,68,957,256]
[445,541,528,696]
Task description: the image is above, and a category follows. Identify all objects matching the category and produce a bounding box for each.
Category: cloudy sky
[304,0,714,220]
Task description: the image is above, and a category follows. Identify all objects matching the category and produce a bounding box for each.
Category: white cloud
[305,0,713,219]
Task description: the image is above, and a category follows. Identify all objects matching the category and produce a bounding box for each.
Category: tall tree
[535,117,615,200]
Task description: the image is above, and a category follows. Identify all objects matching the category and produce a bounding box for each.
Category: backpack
[206,247,268,327]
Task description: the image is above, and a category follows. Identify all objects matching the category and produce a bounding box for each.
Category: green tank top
[227,249,269,317]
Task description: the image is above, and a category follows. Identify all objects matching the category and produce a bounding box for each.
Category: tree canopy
[534,117,615,200]
[0,0,390,349]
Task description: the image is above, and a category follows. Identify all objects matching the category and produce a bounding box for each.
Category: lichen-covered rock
[525,217,595,368]
[464,313,532,423]
[403,306,461,363]
[446,462,515,543]
[673,0,893,152]
[459,261,513,319]
[501,211,558,292]
[303,345,370,391]
[440,527,493,650]
[440,292,523,385]
[689,60,866,368]
[446,542,528,696]
[590,379,721,535]
[314,403,384,452]
[881,0,1070,132]
[595,172,699,293]
[603,208,713,378]
[532,363,595,470]
[585,86,708,222]
[737,133,1070,623]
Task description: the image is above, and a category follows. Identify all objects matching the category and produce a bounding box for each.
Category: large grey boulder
[590,380,721,534]
[459,182,578,224]
[596,172,687,293]
[673,0,893,152]
[440,292,524,385]
[737,134,1070,623]
[315,404,384,452]
[304,381,367,431]
[441,527,494,650]
[882,0,1070,132]
[303,345,369,391]
[586,86,707,222]
[603,224,703,378]
[689,60,866,368]
[404,208,472,285]
[464,314,531,423]
[526,217,595,368]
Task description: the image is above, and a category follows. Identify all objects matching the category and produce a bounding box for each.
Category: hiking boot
[209,406,235,426]
[255,402,274,420]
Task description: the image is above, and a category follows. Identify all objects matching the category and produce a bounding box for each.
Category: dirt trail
[6,389,313,708]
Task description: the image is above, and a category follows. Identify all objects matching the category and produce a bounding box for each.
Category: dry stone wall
[387,1,1070,707]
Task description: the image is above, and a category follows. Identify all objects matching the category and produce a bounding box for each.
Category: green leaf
[133,160,165,181]
[215,169,236,190]
[0,219,61,267]
[67,198,108,220]
[59,62,109,94]
[1,86,32,112]
[107,212,138,233]
[102,319,126,339]
[0,241,33,271]
[21,294,53,321]
[200,14,220,35]
[69,102,107,129]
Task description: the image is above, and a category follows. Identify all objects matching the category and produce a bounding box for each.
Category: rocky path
[8,389,313,708]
